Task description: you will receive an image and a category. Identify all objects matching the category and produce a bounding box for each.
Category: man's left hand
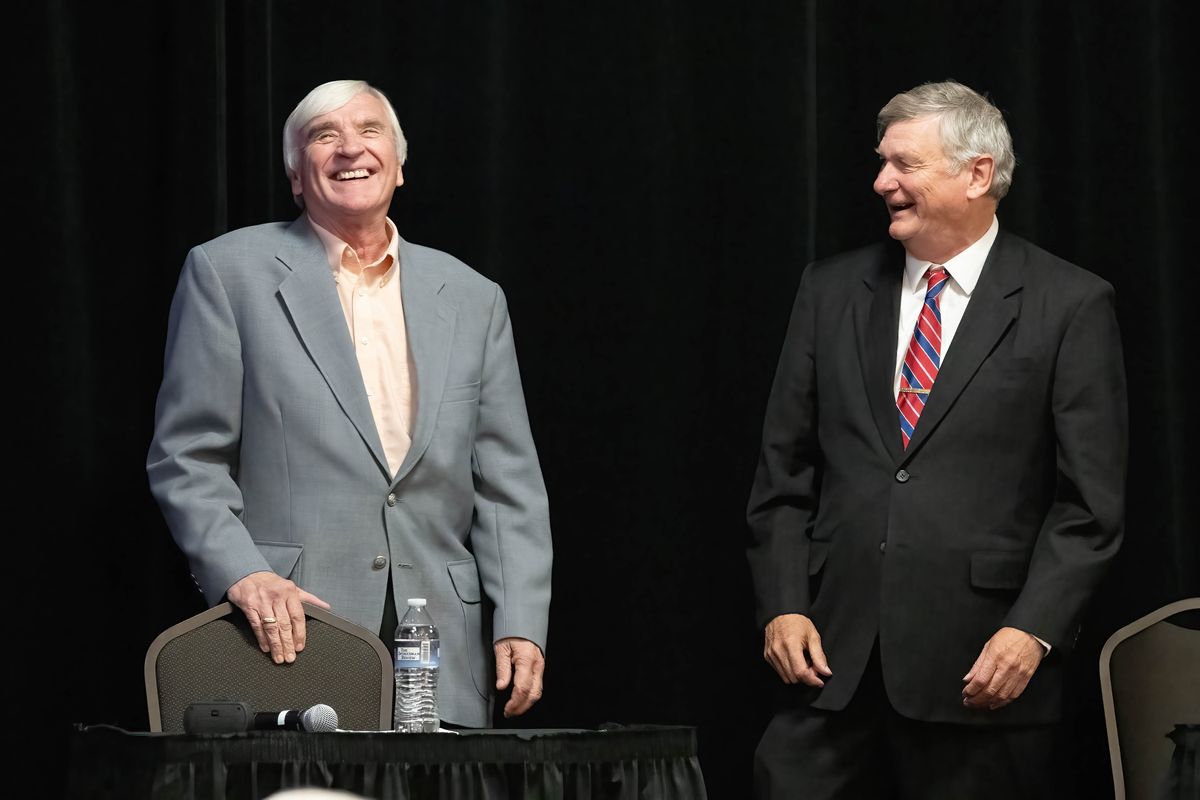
[962,626,1045,710]
[495,637,545,718]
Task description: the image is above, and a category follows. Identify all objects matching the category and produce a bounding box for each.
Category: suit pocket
[969,550,1030,590]
[447,557,488,699]
[442,381,481,404]
[448,557,482,602]
[994,357,1037,377]
[254,540,303,581]
[989,358,1044,398]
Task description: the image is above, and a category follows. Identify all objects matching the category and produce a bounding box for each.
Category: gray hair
[282,79,408,180]
[877,80,1015,201]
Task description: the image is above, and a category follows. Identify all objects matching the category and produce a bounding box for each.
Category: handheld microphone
[250,703,339,732]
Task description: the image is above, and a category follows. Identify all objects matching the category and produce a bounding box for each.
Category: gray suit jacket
[147,217,552,727]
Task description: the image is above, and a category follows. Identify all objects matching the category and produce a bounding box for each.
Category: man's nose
[873,165,896,196]
[337,133,366,155]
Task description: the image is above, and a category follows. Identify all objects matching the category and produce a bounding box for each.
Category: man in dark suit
[747,80,1126,798]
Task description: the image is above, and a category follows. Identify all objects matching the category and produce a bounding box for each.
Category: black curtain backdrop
[21,2,1196,798]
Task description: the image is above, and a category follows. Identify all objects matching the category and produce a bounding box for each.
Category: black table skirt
[1164,724,1198,800]
[66,723,709,800]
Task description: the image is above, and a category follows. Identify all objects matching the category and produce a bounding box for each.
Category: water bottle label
[394,638,440,669]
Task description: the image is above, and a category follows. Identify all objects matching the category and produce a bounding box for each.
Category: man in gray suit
[147,79,552,726]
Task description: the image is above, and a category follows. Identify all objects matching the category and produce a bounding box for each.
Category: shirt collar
[308,216,400,277]
[903,215,999,295]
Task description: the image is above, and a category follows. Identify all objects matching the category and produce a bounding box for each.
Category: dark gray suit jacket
[747,229,1126,724]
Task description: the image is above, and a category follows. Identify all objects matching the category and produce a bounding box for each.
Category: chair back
[145,601,393,732]
[1099,597,1200,800]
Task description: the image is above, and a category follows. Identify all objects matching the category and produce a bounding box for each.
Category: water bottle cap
[406,598,427,607]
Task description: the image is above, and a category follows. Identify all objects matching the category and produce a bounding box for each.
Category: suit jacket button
[372,556,387,570]
[879,541,887,552]
[895,469,910,483]
[386,493,397,507]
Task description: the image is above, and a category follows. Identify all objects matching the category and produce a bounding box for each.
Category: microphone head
[300,703,339,732]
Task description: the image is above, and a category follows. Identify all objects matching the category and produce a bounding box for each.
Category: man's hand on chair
[228,571,330,664]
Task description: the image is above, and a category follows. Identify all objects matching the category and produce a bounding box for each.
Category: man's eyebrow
[305,116,389,144]
[877,147,919,163]
[306,121,339,139]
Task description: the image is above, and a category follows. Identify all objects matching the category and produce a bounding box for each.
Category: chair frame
[145,601,393,732]
[1098,596,1200,800]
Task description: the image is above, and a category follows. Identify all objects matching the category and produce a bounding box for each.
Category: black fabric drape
[22,2,1198,799]
[66,725,708,800]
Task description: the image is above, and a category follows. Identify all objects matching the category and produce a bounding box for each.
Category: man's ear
[966,155,995,199]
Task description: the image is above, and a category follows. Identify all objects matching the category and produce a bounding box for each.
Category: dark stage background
[21,2,1196,798]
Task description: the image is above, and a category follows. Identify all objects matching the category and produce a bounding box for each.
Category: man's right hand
[227,571,330,664]
[764,613,833,687]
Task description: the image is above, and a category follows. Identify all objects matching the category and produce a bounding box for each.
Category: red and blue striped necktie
[897,266,949,449]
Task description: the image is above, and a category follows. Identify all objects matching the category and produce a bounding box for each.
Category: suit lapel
[857,247,906,463]
[391,238,456,486]
[901,231,1023,459]
[275,218,391,479]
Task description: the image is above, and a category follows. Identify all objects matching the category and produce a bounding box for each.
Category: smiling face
[289,92,404,231]
[873,115,993,263]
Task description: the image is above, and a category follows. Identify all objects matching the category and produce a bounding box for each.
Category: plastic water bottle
[394,598,440,732]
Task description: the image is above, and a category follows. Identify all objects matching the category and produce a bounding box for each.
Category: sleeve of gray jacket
[467,286,553,653]
[146,245,273,603]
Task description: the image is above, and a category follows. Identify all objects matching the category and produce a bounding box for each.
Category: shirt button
[386,493,397,507]
[360,338,368,345]
[372,556,387,570]
[895,469,910,483]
